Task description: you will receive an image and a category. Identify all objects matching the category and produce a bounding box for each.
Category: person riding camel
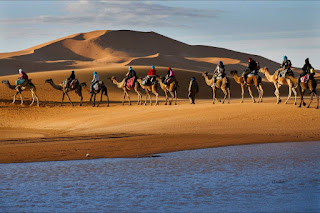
[242,58,258,85]
[125,66,137,87]
[16,69,29,85]
[277,56,293,79]
[298,58,314,84]
[163,67,175,85]
[90,71,99,93]
[65,70,75,92]
[212,61,225,86]
[145,65,157,85]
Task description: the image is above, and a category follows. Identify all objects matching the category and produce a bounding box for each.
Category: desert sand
[0,30,319,163]
[0,66,319,163]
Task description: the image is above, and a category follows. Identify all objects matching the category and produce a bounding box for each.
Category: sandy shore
[0,97,319,163]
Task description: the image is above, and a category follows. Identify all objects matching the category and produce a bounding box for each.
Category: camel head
[259,67,268,74]
[230,70,238,75]
[202,72,208,77]
[109,76,115,81]
[2,80,9,84]
[45,79,53,83]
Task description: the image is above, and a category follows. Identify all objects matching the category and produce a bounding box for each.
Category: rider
[278,56,292,78]
[298,58,314,84]
[163,67,175,85]
[125,66,137,86]
[146,65,157,85]
[213,61,225,86]
[16,69,29,85]
[242,58,258,84]
[65,70,75,92]
[90,71,99,93]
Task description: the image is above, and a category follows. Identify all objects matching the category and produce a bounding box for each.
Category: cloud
[0,1,220,28]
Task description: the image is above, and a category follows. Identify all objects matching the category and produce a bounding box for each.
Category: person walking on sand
[188,77,199,104]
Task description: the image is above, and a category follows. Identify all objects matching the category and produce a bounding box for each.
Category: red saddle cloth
[300,74,310,83]
[126,77,135,88]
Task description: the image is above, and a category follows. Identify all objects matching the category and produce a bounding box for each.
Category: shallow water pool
[1,142,320,212]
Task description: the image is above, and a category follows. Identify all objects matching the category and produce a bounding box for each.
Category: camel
[109,76,142,105]
[156,77,178,105]
[2,80,39,106]
[136,78,159,105]
[286,75,319,109]
[45,79,86,106]
[259,67,297,105]
[230,70,263,103]
[89,81,109,107]
[202,72,230,104]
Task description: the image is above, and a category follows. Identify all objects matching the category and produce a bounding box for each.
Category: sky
[0,0,319,68]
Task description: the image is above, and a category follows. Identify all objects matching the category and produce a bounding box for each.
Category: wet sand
[0,97,319,163]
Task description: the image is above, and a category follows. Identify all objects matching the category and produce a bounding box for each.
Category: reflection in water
[1,142,320,212]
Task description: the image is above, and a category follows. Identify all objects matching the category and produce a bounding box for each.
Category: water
[1,142,320,212]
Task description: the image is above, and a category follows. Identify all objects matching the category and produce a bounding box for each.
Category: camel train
[1,62,318,109]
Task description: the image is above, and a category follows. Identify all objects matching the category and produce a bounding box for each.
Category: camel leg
[316,93,319,109]
[19,92,24,105]
[90,93,94,106]
[169,91,175,105]
[259,85,263,103]
[97,92,103,107]
[122,92,126,105]
[285,84,292,105]
[227,87,231,104]
[212,88,216,104]
[93,94,96,107]
[221,88,227,104]
[61,92,65,106]
[30,90,35,106]
[292,87,297,105]
[175,91,177,105]
[65,92,73,106]
[248,87,255,103]
[33,91,39,107]
[240,84,244,103]
[307,92,314,108]
[12,91,19,104]
[154,91,159,105]
[126,92,131,105]
[255,86,261,103]
[164,90,168,105]
[298,89,305,108]
[274,83,280,104]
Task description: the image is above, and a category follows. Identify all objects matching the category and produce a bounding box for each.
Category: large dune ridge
[0,30,285,76]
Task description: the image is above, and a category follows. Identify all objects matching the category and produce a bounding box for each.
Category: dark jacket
[281,60,292,70]
[248,60,257,71]
[127,70,137,79]
[188,79,199,96]
[68,72,75,81]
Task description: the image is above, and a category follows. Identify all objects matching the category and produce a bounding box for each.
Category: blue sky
[0,0,319,68]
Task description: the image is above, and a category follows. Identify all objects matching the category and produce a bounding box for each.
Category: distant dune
[0,30,283,76]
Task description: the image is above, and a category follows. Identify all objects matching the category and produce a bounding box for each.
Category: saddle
[125,77,136,89]
[93,81,103,91]
[142,76,157,86]
[300,74,310,83]
[63,79,78,89]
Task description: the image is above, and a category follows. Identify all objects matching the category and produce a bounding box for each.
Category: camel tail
[81,82,87,87]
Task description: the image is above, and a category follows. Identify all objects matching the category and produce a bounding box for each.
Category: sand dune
[0,30,281,76]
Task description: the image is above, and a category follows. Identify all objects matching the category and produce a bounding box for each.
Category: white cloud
[0,1,220,27]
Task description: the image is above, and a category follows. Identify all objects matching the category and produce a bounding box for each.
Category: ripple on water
[0,141,320,212]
